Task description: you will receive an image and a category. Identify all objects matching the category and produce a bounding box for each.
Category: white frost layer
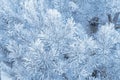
[1,70,12,80]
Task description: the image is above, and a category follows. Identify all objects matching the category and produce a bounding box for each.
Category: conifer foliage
[0,0,120,80]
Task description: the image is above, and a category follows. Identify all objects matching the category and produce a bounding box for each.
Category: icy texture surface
[0,0,120,80]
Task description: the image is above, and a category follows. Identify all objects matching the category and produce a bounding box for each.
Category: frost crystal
[0,0,120,80]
